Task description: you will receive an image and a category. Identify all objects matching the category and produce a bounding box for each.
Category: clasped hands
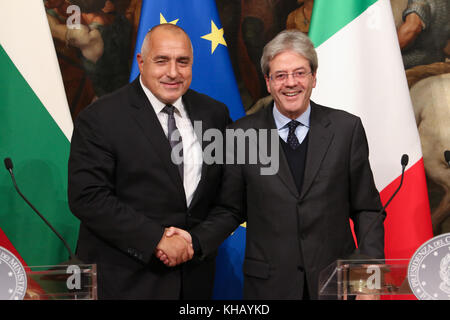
[155,227,193,267]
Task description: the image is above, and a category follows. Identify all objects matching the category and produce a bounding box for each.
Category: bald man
[68,24,231,299]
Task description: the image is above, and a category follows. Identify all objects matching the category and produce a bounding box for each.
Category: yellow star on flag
[160,13,179,25]
[230,222,246,235]
[201,20,227,54]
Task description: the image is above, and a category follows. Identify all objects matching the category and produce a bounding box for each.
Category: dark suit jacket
[68,78,230,299]
[192,101,385,300]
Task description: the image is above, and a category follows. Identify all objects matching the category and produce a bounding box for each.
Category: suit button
[297,266,305,272]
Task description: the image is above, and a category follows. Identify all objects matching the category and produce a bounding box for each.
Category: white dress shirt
[273,103,311,144]
[139,77,203,206]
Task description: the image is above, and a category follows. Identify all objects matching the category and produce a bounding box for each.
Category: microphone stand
[4,158,82,265]
[346,154,409,261]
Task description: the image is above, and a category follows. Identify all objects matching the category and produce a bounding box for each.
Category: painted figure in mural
[45,0,134,117]
[397,0,449,69]
[66,0,132,97]
[392,0,450,233]
[239,0,298,105]
[45,0,97,117]
[410,73,450,234]
[45,0,72,39]
[237,0,314,114]
[286,0,314,34]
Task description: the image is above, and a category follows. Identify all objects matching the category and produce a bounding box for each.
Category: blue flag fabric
[129,0,246,299]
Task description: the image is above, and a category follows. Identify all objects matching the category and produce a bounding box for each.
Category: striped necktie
[162,104,183,180]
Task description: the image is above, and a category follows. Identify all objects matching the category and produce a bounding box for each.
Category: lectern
[319,259,414,300]
[23,264,97,300]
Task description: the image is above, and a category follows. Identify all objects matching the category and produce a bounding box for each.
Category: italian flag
[309,0,433,261]
[0,1,79,267]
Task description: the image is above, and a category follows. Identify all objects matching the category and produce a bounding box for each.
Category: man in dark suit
[68,23,230,299]
[162,29,385,300]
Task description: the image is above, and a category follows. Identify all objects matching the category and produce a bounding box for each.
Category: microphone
[347,154,409,260]
[3,157,82,265]
[4,157,13,173]
[445,150,450,167]
[401,154,409,167]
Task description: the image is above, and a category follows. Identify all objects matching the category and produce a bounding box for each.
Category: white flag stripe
[311,0,422,190]
[0,1,73,141]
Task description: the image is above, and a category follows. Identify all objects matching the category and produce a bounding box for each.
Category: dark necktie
[286,120,302,150]
[162,104,183,180]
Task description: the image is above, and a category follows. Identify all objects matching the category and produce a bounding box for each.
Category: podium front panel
[319,259,414,300]
[24,264,97,300]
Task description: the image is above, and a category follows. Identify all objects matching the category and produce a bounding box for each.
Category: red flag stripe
[0,227,28,266]
[381,158,433,260]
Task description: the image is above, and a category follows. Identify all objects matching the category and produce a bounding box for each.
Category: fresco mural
[45,0,140,118]
[390,0,450,234]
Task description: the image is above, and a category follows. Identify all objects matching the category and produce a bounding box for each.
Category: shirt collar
[273,102,311,130]
[139,76,184,116]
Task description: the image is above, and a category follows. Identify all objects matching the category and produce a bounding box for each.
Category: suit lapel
[128,79,186,199]
[300,102,334,200]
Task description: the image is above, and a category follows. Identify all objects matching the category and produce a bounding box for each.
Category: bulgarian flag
[0,1,79,267]
[309,0,433,261]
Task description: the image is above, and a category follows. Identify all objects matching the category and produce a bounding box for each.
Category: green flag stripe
[0,45,78,266]
[309,0,378,47]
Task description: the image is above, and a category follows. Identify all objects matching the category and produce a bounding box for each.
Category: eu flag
[129,0,246,299]
[129,0,245,121]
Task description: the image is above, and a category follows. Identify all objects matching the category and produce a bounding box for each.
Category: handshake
[155,227,194,267]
